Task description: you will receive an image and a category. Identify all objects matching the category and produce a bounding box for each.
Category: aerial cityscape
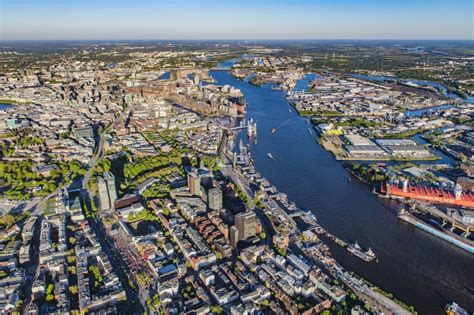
[0,1,473,315]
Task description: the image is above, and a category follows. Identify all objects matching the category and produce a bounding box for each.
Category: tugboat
[347,241,376,262]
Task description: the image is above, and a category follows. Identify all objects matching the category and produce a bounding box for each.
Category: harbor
[210,63,474,314]
[398,209,474,254]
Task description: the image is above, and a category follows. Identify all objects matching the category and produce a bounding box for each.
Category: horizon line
[1,38,473,42]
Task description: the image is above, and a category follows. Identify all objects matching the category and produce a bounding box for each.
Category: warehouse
[345,134,375,146]
[345,145,388,158]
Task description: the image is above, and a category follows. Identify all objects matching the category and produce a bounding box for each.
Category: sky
[0,0,473,40]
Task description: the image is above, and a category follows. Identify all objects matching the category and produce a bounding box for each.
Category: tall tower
[208,187,223,211]
[235,211,257,241]
[187,171,202,197]
[97,177,111,210]
[103,172,117,206]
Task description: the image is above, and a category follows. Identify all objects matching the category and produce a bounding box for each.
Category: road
[78,125,143,312]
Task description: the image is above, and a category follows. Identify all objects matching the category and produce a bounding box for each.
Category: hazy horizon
[1,0,473,40]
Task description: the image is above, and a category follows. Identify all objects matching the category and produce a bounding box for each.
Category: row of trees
[123,151,182,180]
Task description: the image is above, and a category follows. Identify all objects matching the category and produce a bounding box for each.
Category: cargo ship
[347,241,376,262]
[398,209,474,254]
[381,181,474,208]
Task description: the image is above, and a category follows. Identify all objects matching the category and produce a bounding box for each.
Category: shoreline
[213,61,473,313]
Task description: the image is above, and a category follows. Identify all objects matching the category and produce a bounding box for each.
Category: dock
[398,211,474,254]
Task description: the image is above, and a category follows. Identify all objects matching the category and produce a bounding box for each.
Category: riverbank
[348,72,474,104]
[318,136,440,162]
[210,65,474,314]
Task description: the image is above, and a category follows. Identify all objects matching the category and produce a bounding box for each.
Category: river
[210,67,474,314]
[0,103,13,111]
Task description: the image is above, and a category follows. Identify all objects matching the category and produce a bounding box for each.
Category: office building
[208,187,223,211]
[104,171,117,204]
[73,125,94,139]
[187,171,201,197]
[234,211,257,243]
[229,226,239,248]
[97,177,111,210]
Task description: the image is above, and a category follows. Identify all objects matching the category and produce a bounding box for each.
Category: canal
[210,68,474,314]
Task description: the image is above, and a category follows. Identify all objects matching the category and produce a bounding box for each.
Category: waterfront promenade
[210,64,474,314]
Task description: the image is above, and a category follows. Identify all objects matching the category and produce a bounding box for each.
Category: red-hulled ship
[381,181,474,208]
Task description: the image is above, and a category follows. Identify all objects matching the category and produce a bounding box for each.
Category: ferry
[267,153,274,159]
[347,241,376,262]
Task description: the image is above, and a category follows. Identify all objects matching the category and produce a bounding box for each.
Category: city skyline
[1,0,473,40]
[0,2,473,314]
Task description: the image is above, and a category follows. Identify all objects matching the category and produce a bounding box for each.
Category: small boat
[288,109,292,113]
[445,302,469,315]
[267,153,274,159]
[307,127,312,134]
[347,177,351,183]
[272,128,277,134]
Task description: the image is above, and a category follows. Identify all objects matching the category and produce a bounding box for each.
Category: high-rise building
[73,125,94,139]
[208,187,223,211]
[97,177,111,210]
[229,226,239,248]
[187,171,201,197]
[234,211,257,242]
[104,171,117,205]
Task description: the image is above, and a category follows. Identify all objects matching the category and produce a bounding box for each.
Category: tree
[211,306,223,314]
[67,256,76,264]
[46,286,55,303]
[89,265,104,288]
[68,266,77,275]
[69,237,77,245]
[69,285,78,295]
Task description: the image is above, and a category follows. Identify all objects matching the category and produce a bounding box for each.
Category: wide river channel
[210,61,474,314]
